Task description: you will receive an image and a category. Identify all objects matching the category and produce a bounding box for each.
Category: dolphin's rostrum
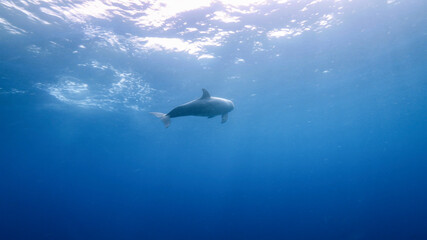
[151,89,234,128]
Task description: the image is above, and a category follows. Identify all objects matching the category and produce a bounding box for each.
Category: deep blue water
[1,0,427,239]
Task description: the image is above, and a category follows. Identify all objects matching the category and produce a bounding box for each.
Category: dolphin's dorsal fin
[200,88,211,99]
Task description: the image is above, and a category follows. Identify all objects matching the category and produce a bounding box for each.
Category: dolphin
[151,89,234,128]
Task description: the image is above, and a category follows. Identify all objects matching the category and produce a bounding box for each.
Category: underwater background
[1,0,426,239]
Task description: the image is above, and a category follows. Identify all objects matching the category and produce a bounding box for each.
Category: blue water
[1,0,426,239]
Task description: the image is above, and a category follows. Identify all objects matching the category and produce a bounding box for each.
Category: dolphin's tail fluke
[150,112,171,128]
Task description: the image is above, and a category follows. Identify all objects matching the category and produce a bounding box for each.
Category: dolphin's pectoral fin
[200,89,211,99]
[221,113,228,123]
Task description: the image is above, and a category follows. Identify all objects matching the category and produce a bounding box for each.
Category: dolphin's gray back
[167,101,201,117]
